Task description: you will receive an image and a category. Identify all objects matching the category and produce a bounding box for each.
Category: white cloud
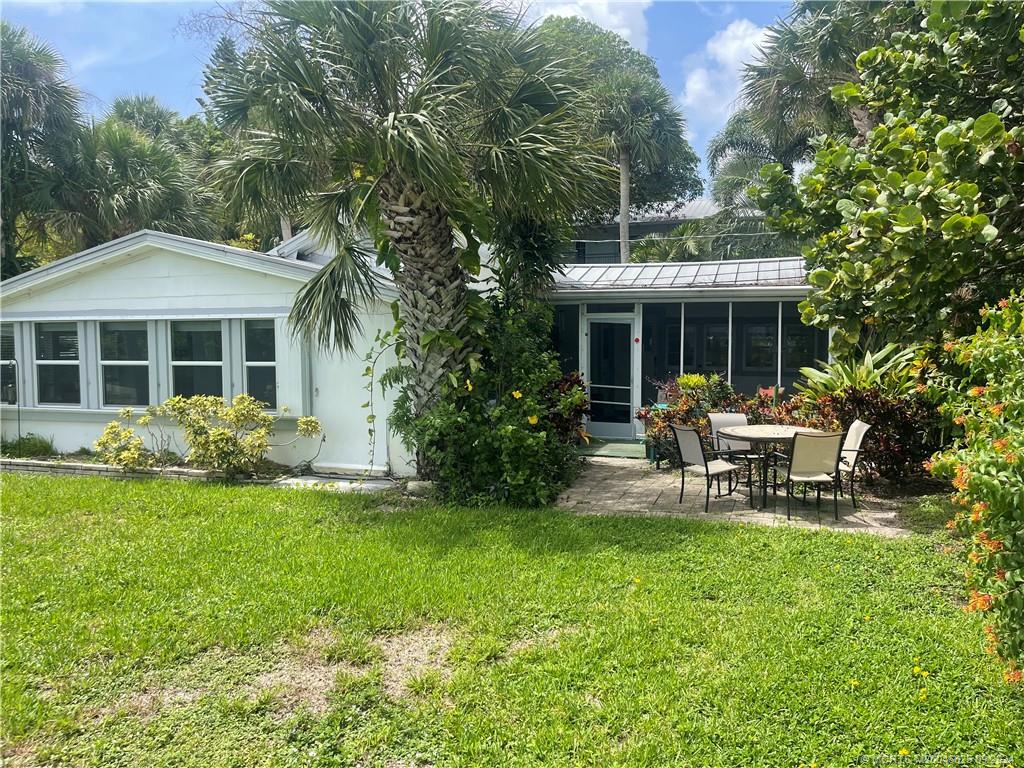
[529,0,653,52]
[679,18,767,123]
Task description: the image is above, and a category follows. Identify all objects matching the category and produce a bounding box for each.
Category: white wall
[1,242,411,476]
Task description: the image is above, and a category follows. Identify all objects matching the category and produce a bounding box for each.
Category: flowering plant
[929,294,1023,681]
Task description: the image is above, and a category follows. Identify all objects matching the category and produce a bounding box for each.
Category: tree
[741,0,897,145]
[30,117,217,251]
[205,0,613,438]
[0,22,81,278]
[629,220,708,263]
[750,0,1024,353]
[537,16,701,260]
[706,109,814,206]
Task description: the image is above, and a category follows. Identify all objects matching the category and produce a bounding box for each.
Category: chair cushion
[686,459,741,477]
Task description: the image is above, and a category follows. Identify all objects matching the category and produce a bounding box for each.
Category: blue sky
[2,0,792,181]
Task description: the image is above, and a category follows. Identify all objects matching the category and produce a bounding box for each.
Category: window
[35,322,80,405]
[100,322,149,406]
[552,305,580,375]
[171,321,223,397]
[244,319,276,409]
[1,324,16,405]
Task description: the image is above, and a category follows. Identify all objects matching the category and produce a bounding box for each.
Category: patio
[556,456,911,537]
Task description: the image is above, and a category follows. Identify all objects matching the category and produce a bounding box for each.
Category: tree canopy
[750,0,1024,353]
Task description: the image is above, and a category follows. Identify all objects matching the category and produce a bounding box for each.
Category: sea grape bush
[929,295,1024,682]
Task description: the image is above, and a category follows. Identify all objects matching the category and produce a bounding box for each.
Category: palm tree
[30,118,217,251]
[591,70,690,262]
[706,109,815,206]
[205,0,612,426]
[742,0,892,143]
[0,22,81,278]
[629,220,709,263]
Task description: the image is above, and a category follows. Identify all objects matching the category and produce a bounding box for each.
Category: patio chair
[708,412,758,498]
[837,419,872,508]
[775,431,844,521]
[670,424,746,514]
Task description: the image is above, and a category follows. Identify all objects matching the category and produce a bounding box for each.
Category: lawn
[2,474,1021,767]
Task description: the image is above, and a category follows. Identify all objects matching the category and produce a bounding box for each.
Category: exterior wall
[566,221,679,264]
[0,243,407,476]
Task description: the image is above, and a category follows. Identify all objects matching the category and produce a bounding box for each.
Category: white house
[0,228,823,468]
[0,230,412,475]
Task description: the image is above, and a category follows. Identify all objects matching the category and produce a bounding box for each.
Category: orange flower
[965,590,994,612]
[976,532,1003,553]
[968,550,983,564]
[994,438,1010,452]
[953,464,970,490]
[1007,453,1020,464]
[989,403,1005,416]
[969,386,986,397]
[995,569,1006,582]
[915,383,927,393]
[945,518,958,531]
[1004,668,1022,685]
[943,341,956,352]
[970,502,989,522]
[922,459,935,473]
[998,298,1010,309]
[954,415,966,426]
[984,625,999,654]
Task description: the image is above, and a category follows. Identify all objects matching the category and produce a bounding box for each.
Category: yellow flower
[527,415,538,425]
[913,666,921,675]
[864,614,872,622]
[512,390,522,399]
[465,379,473,392]
[920,670,929,678]
[849,678,860,687]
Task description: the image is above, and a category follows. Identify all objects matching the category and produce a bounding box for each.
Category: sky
[2,0,792,182]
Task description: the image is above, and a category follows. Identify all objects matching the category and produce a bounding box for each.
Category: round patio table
[717,424,823,509]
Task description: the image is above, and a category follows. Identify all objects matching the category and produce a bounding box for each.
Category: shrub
[95,395,323,478]
[806,386,944,481]
[1,432,56,458]
[929,295,1024,682]
[636,374,745,467]
[93,409,154,471]
[796,343,920,401]
[399,302,588,506]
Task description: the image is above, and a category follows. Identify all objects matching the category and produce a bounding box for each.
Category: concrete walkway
[556,457,911,537]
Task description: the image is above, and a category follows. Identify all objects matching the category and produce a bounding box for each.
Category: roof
[0,229,397,301]
[268,230,395,285]
[552,257,807,296]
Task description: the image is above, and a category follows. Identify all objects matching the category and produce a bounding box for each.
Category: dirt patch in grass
[373,625,453,700]
[248,626,365,717]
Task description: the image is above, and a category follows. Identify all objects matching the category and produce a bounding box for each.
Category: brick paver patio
[556,457,912,537]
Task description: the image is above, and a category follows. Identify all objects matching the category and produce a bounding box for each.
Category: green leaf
[935,125,960,150]
[978,224,999,243]
[972,112,1005,146]
[808,268,835,288]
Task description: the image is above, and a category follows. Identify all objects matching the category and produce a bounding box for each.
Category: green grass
[2,474,1020,767]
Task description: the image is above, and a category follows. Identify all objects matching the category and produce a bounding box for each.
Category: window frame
[169,320,226,399]
[99,321,151,408]
[33,321,83,407]
[1,322,17,406]
[242,318,278,411]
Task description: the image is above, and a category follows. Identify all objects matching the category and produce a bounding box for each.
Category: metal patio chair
[838,419,872,509]
[670,424,746,514]
[775,431,845,521]
[708,412,758,499]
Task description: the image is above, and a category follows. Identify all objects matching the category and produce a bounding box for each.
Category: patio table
[717,424,823,509]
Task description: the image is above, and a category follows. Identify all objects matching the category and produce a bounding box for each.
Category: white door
[585,318,635,439]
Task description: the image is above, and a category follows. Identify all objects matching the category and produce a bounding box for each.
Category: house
[0,230,412,475]
[0,227,825,465]
[548,258,828,439]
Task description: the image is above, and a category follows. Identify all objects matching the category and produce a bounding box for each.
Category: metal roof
[552,257,807,294]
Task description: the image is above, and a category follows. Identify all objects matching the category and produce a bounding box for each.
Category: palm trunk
[378,174,469,473]
[619,146,631,263]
